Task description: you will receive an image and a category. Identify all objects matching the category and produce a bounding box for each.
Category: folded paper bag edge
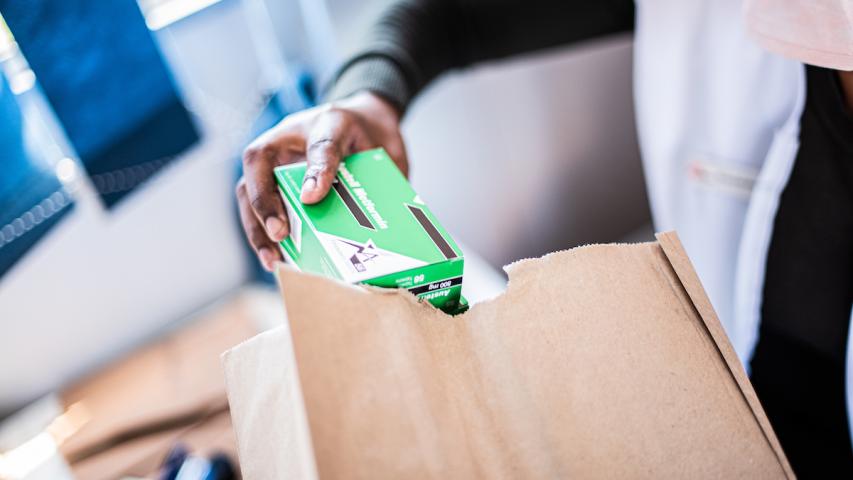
[498,229,792,478]
[221,327,319,480]
[655,231,794,479]
[500,239,660,287]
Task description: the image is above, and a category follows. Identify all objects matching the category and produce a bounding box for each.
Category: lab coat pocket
[686,155,759,201]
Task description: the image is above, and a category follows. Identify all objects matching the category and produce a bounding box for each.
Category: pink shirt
[745,0,853,70]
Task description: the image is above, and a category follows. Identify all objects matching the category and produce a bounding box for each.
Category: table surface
[59,288,275,479]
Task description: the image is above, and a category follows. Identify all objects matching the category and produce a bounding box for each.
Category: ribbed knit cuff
[324,56,412,114]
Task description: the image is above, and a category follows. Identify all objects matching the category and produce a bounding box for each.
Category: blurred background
[0,0,649,477]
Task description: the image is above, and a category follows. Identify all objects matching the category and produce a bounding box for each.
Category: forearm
[326,0,635,114]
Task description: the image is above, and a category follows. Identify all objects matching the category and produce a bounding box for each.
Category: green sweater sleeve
[325,0,635,114]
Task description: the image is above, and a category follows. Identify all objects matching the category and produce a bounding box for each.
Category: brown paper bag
[223,232,793,479]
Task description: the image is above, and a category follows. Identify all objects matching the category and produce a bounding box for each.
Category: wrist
[325,56,411,114]
[339,91,401,122]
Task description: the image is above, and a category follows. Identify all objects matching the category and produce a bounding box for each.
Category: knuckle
[305,162,331,178]
[248,229,268,250]
[242,142,274,166]
[307,137,336,154]
[333,108,357,126]
[249,193,268,213]
[242,144,260,162]
[322,104,344,116]
[320,104,355,124]
[235,178,247,196]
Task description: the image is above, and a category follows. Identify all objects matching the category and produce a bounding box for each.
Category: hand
[236,91,408,271]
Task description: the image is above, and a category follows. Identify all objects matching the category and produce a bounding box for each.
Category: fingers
[382,135,410,178]
[236,97,405,274]
[236,178,282,271]
[302,107,370,204]
[237,100,396,274]
[242,132,299,242]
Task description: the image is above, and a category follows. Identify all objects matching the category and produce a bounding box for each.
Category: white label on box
[282,190,302,253]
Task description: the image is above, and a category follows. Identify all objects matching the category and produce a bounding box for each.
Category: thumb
[301,138,342,204]
[301,109,356,204]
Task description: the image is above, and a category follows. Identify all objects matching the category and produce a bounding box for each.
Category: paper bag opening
[223,231,793,479]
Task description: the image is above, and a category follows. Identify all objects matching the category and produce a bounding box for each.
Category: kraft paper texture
[223,232,792,479]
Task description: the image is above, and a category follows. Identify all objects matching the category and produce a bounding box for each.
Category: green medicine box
[274,148,465,313]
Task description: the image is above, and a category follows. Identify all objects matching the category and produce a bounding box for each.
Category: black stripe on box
[332,179,374,230]
[407,205,458,259]
[408,276,463,295]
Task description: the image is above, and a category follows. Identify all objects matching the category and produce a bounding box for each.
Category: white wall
[405,37,648,267]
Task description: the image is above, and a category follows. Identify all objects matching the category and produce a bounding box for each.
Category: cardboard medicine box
[274,148,465,313]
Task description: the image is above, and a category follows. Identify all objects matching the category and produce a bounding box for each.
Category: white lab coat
[633,0,853,440]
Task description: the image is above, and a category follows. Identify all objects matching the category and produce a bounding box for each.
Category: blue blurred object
[234,68,316,283]
[0,0,200,207]
[159,443,189,480]
[203,453,237,480]
[0,73,72,279]
[159,445,236,480]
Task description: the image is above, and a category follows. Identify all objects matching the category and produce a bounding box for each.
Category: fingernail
[265,216,287,240]
[302,177,317,196]
[258,248,276,272]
